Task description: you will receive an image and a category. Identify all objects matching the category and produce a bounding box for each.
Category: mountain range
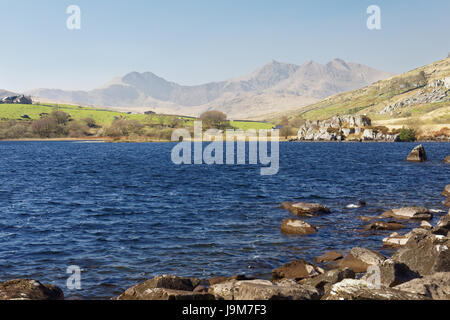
[27,59,393,119]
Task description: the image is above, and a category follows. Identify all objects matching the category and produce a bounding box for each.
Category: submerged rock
[380,207,432,220]
[281,218,317,235]
[272,259,324,281]
[284,202,331,217]
[0,279,64,300]
[339,247,386,273]
[364,221,406,231]
[322,279,426,300]
[443,156,450,164]
[406,144,427,162]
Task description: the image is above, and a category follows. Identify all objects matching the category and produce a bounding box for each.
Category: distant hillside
[272,57,450,134]
[0,89,16,99]
[28,59,392,119]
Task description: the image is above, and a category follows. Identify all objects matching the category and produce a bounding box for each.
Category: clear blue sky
[1,0,449,92]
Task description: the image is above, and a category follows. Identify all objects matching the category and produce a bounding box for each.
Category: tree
[398,127,416,142]
[199,110,228,129]
[50,110,71,125]
[31,118,58,137]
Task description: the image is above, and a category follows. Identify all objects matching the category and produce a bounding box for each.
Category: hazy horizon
[1,0,449,92]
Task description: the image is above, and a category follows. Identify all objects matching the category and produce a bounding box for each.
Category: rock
[383,228,429,248]
[193,285,208,293]
[209,279,272,300]
[280,201,293,210]
[272,259,324,281]
[285,202,331,217]
[314,251,343,263]
[209,274,251,286]
[433,214,450,236]
[281,218,317,235]
[443,156,450,164]
[361,259,421,287]
[300,268,355,295]
[0,279,64,300]
[420,221,433,230]
[322,279,426,300]
[444,198,450,207]
[364,221,406,231]
[234,281,320,300]
[442,185,450,197]
[117,287,214,300]
[357,216,378,222]
[380,207,432,220]
[116,275,203,300]
[391,233,450,276]
[339,247,386,273]
[406,144,427,162]
[396,272,450,300]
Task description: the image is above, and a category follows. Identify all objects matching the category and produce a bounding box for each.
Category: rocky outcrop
[0,95,32,104]
[281,218,317,235]
[406,145,427,162]
[380,207,432,220]
[322,279,426,300]
[395,272,450,300]
[282,202,331,217]
[272,259,324,281]
[364,221,406,231]
[338,247,386,273]
[391,233,450,276]
[0,279,64,300]
[297,115,398,142]
[433,213,450,236]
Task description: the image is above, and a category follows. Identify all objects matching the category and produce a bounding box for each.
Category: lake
[0,141,449,299]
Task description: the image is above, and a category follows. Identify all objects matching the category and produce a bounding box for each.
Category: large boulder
[406,144,427,162]
[364,221,406,231]
[391,233,450,276]
[322,279,426,300]
[234,281,320,300]
[380,207,432,220]
[0,279,64,300]
[272,259,324,281]
[116,275,204,300]
[283,202,331,217]
[338,247,386,273]
[396,272,450,300]
[281,218,317,235]
[361,259,421,287]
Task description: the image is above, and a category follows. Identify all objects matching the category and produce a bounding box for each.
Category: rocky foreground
[1,148,449,301]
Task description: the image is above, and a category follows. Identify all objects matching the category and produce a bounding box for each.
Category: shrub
[397,127,416,142]
[31,118,58,137]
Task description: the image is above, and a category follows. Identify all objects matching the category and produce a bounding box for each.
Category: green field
[0,103,273,130]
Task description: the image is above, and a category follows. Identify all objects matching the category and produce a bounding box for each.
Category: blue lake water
[0,141,449,299]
